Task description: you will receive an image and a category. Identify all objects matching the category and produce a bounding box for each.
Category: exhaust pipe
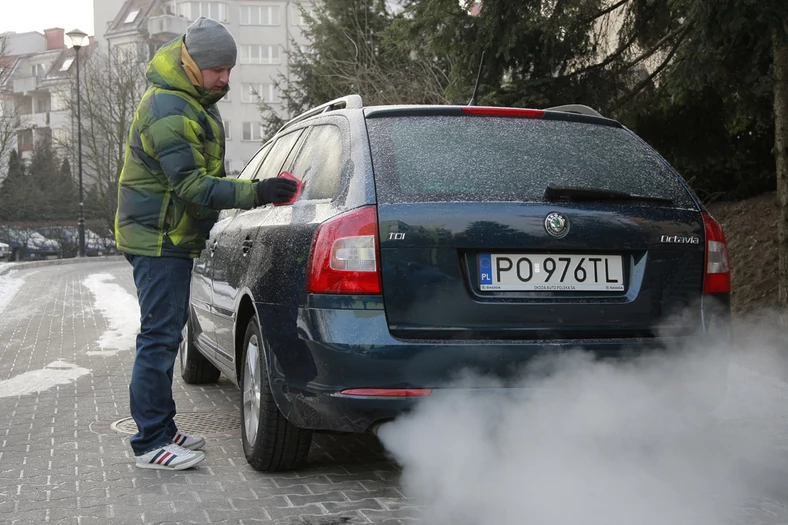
[369,420,393,436]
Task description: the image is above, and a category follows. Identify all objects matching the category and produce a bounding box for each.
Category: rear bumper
[259,294,731,434]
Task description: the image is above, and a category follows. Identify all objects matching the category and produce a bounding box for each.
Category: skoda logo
[545,212,569,238]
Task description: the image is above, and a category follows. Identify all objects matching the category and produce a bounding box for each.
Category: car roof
[274,94,621,136]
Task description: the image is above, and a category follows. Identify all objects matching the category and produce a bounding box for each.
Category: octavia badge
[545,212,569,238]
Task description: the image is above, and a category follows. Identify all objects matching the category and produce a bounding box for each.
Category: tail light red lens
[340,388,433,397]
[702,212,730,294]
[462,107,545,118]
[306,205,382,294]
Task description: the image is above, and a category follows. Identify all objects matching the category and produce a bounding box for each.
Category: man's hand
[256,178,298,205]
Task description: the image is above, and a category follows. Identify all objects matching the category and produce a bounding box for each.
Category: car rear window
[366,116,696,208]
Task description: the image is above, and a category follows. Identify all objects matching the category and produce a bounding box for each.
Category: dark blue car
[178,96,731,471]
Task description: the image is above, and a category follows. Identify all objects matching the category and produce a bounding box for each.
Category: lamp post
[66,29,88,258]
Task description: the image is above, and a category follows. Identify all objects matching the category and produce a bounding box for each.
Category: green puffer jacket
[115,37,258,258]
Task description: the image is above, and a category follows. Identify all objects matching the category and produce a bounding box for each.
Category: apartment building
[95,0,312,175]
[0,29,90,168]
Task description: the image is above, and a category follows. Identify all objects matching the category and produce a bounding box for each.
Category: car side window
[288,125,344,200]
[216,143,273,221]
[255,130,305,181]
[237,143,272,181]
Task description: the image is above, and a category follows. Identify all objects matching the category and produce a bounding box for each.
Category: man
[115,17,296,470]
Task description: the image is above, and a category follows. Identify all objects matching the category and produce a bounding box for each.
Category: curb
[0,255,125,276]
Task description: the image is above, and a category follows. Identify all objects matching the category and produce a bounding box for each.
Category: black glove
[256,177,298,205]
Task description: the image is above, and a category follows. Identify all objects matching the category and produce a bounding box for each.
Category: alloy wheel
[178,324,188,376]
[243,335,262,446]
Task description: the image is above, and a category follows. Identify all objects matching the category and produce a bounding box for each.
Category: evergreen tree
[26,136,60,221]
[54,158,78,221]
[0,149,33,222]
[258,0,449,138]
[613,0,788,307]
[258,0,788,307]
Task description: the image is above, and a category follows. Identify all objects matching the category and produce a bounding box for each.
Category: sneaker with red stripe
[135,443,205,470]
[173,431,205,451]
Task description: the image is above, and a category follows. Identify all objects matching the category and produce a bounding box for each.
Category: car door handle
[241,239,253,255]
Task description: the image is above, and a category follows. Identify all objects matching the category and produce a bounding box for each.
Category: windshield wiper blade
[544,184,673,205]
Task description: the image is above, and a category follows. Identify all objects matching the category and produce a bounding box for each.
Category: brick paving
[7,260,788,525]
[0,260,420,524]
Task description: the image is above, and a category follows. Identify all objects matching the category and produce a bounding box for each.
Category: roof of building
[0,43,93,94]
[44,46,90,81]
[105,0,160,37]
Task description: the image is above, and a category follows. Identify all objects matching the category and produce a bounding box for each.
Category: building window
[59,58,74,72]
[223,120,231,140]
[113,43,146,65]
[34,94,51,114]
[239,44,280,64]
[124,9,141,23]
[17,129,33,152]
[16,96,33,116]
[240,5,280,25]
[242,122,263,141]
[177,2,228,22]
[241,83,278,103]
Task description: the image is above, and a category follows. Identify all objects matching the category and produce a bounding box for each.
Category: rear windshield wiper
[544,184,673,205]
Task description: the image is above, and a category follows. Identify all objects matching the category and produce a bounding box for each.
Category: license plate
[479,254,625,291]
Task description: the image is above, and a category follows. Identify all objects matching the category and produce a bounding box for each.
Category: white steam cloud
[378,314,788,525]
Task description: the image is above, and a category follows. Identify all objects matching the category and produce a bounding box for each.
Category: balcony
[148,15,189,41]
[12,76,38,94]
[17,112,51,130]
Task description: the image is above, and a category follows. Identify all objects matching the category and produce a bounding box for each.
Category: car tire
[178,315,220,384]
[240,317,313,472]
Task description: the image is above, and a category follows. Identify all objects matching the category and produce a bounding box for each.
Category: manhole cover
[111,412,241,436]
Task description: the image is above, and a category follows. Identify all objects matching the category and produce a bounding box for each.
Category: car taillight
[702,212,730,294]
[340,388,433,397]
[462,107,545,118]
[306,205,382,294]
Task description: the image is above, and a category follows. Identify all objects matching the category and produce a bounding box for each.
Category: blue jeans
[125,254,194,455]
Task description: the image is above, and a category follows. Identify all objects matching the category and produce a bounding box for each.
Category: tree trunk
[774,27,788,308]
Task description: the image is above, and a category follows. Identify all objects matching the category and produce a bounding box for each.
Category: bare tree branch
[583,0,632,24]
[613,23,692,107]
[63,46,148,230]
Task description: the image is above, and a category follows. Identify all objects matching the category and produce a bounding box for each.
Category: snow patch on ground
[82,273,139,355]
[0,361,91,397]
[0,271,26,315]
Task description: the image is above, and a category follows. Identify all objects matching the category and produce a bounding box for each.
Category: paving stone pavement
[8,260,788,525]
[0,260,422,525]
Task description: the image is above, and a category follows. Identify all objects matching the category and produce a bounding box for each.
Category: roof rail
[277,94,364,134]
[544,104,604,118]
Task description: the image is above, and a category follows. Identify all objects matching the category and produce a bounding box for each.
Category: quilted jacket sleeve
[141,111,258,211]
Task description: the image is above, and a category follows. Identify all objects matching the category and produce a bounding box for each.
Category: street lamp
[66,28,88,258]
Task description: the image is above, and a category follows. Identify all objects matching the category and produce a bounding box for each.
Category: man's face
[201,66,233,92]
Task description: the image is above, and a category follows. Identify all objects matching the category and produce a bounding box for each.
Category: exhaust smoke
[378,313,788,525]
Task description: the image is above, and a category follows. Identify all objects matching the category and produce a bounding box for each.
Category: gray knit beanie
[184,17,237,70]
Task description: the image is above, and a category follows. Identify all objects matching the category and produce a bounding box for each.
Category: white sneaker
[173,431,205,451]
[135,443,205,470]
